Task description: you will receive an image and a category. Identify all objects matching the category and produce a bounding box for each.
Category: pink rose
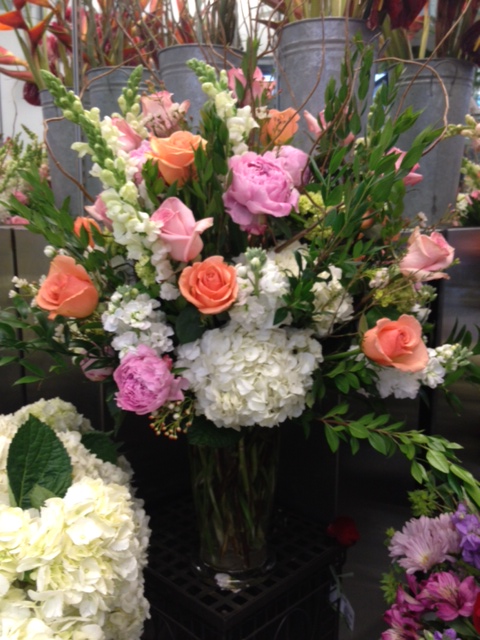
[227,66,275,106]
[151,197,213,262]
[111,117,143,152]
[84,194,112,230]
[222,152,299,235]
[361,314,429,373]
[389,146,423,186]
[267,145,310,187]
[80,355,114,382]
[141,91,190,137]
[399,227,455,281]
[113,345,188,415]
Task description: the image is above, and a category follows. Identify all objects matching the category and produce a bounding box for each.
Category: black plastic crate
[143,499,345,640]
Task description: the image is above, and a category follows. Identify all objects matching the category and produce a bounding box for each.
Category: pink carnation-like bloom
[389,514,461,574]
[222,152,299,235]
[113,344,188,415]
[418,573,480,621]
[151,197,213,262]
[399,227,455,282]
[84,194,113,230]
[389,146,423,187]
[227,66,275,106]
[303,109,355,146]
[111,117,144,152]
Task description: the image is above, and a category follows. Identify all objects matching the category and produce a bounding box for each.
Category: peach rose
[361,314,429,373]
[73,216,102,247]
[399,227,455,281]
[178,256,238,315]
[36,255,99,320]
[261,108,299,146]
[148,130,206,186]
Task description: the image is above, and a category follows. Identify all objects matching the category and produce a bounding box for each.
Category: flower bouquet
[0,397,150,639]
[0,128,49,225]
[1,42,480,584]
[382,481,480,639]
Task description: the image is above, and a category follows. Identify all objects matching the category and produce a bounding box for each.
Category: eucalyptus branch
[321,411,480,508]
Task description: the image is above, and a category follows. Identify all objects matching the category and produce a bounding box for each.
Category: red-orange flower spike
[28,14,52,48]
[0,10,28,30]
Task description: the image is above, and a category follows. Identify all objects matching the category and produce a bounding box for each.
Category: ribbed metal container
[158,45,241,131]
[395,59,475,225]
[275,18,378,151]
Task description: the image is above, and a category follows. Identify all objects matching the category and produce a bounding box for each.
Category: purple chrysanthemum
[389,514,461,574]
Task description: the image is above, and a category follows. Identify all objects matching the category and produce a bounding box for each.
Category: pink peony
[222,152,299,235]
[141,91,190,137]
[227,66,275,106]
[267,145,310,187]
[151,197,213,262]
[111,117,144,152]
[399,227,455,282]
[113,344,188,415]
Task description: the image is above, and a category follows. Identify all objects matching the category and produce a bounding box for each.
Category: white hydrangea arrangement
[0,398,150,640]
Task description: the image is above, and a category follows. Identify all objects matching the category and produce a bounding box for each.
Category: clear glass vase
[189,426,280,586]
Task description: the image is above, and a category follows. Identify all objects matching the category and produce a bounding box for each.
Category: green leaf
[186,417,243,449]
[324,426,340,452]
[7,415,72,509]
[411,460,427,484]
[81,432,118,465]
[367,432,388,456]
[175,305,206,344]
[29,485,57,509]
[425,450,450,474]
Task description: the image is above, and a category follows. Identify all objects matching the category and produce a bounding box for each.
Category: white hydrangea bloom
[374,367,422,399]
[0,399,150,640]
[176,323,323,429]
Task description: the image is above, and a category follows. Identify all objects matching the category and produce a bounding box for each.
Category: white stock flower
[102,287,174,358]
[176,323,323,429]
[311,266,354,337]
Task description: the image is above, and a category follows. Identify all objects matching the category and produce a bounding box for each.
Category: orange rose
[73,216,102,247]
[361,314,429,373]
[36,255,99,320]
[178,256,238,315]
[149,131,206,186]
[261,108,299,146]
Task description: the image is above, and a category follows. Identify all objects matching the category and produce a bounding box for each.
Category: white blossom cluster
[101,285,174,359]
[372,343,473,399]
[230,249,291,330]
[201,73,258,155]
[176,324,323,429]
[311,265,355,337]
[0,398,150,640]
